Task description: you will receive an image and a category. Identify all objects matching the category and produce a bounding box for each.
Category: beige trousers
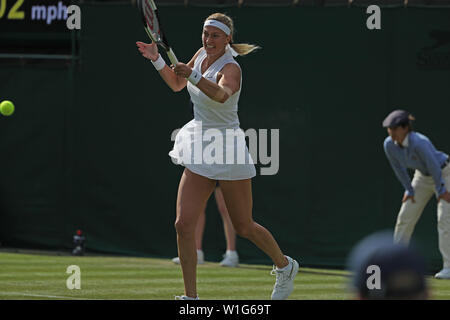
[394,164,450,268]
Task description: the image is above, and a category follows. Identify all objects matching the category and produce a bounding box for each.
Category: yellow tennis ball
[0,100,15,116]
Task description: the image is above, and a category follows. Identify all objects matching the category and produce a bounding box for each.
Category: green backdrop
[1,4,449,271]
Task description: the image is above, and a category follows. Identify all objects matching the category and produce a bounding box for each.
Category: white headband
[204,20,231,36]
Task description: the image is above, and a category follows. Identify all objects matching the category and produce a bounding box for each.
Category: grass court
[1,251,450,300]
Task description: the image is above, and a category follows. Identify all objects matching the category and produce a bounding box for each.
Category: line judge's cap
[382,110,415,128]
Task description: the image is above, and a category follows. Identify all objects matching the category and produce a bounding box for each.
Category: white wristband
[151,54,166,71]
[187,69,202,85]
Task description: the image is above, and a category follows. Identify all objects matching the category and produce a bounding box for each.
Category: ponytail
[230,43,261,56]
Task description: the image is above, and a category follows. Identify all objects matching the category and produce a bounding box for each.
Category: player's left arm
[208,63,241,103]
[174,63,241,103]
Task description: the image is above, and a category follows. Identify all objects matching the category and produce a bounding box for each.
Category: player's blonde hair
[205,13,260,56]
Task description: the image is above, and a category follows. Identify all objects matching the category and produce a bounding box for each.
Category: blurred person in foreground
[347,231,429,300]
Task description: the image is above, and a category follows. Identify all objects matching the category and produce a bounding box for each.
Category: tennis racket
[137,0,179,66]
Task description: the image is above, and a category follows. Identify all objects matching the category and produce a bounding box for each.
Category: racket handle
[167,48,179,66]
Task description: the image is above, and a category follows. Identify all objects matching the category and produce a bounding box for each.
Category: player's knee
[234,223,254,239]
[174,218,195,237]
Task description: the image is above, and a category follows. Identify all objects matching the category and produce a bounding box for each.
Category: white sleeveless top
[168,48,256,180]
[187,48,241,130]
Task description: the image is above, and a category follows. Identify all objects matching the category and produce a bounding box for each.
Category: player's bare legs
[175,169,216,298]
[219,179,298,300]
[218,179,287,268]
[195,210,206,251]
[214,186,237,251]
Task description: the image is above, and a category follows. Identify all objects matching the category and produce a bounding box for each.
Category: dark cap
[347,231,427,299]
[382,110,415,128]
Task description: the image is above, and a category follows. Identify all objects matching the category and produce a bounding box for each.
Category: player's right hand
[136,41,159,61]
[402,194,415,203]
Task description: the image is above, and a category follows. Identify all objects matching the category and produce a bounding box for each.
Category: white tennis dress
[169,47,256,180]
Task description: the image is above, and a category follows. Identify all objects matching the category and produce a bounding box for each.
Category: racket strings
[143,4,155,29]
[143,1,161,40]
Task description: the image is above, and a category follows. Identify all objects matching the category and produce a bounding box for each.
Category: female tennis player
[383,110,450,279]
[137,13,299,299]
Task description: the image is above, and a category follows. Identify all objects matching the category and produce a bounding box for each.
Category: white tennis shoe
[220,251,239,267]
[175,295,199,300]
[435,268,450,279]
[172,249,205,265]
[270,256,299,300]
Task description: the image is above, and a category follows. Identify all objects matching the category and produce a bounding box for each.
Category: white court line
[0,292,97,300]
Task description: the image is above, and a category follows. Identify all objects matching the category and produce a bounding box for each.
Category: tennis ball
[0,100,15,116]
